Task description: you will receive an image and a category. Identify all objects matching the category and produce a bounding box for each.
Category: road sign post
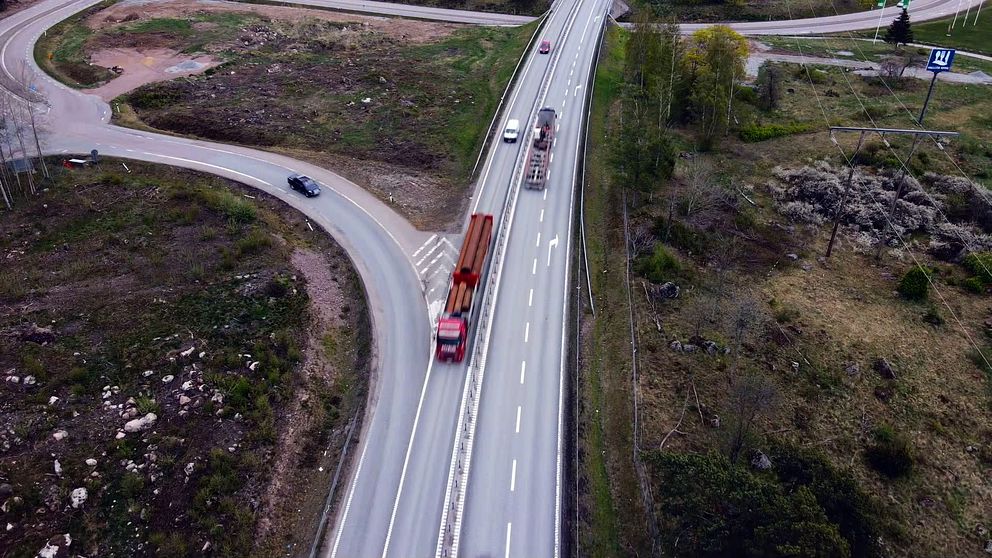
[919,48,955,124]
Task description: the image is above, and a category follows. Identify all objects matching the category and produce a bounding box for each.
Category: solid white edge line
[380,354,438,558]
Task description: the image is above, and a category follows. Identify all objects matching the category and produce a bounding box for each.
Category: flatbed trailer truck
[435,213,494,362]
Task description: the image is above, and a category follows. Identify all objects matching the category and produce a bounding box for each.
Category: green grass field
[911,4,991,56]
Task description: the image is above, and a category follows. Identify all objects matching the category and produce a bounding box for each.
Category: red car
[539,40,551,54]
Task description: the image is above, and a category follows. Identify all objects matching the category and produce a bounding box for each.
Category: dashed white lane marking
[540,209,545,223]
[505,523,512,558]
[543,189,547,201]
[515,406,522,433]
[528,289,533,307]
[520,361,526,384]
[524,322,530,343]
[510,459,517,492]
[532,258,537,275]
[536,232,541,247]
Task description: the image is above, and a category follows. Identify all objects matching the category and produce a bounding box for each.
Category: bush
[647,451,855,557]
[635,243,681,283]
[897,266,931,301]
[739,122,814,143]
[963,252,992,284]
[963,276,986,294]
[865,425,914,478]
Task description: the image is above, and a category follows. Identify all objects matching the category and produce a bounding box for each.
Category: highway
[1,0,976,555]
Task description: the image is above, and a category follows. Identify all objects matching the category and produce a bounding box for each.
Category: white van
[503,119,520,143]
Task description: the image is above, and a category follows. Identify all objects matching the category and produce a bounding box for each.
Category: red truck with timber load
[436,213,494,362]
[524,107,557,190]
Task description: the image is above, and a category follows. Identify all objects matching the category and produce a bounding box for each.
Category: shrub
[235,228,272,256]
[865,425,914,478]
[963,276,986,294]
[897,266,931,301]
[635,243,681,283]
[739,122,814,143]
[647,451,855,557]
[963,252,992,284]
[922,304,944,326]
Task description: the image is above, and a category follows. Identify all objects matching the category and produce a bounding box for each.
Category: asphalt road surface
[3,0,977,555]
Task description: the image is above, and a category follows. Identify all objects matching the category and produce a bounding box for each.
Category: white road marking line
[415,241,442,267]
[525,322,530,343]
[536,232,541,247]
[562,97,567,109]
[510,459,517,492]
[540,209,545,222]
[528,289,533,307]
[532,258,537,275]
[550,153,554,164]
[575,85,582,96]
[543,189,548,201]
[505,523,512,558]
[412,234,438,258]
[381,354,439,558]
[520,361,526,384]
[515,406,522,433]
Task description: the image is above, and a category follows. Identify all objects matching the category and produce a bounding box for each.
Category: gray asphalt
[5,0,976,555]
[0,3,434,557]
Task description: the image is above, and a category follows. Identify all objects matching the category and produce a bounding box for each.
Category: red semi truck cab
[436,213,494,363]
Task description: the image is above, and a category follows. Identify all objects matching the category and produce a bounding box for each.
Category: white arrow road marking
[575,85,582,96]
[547,234,559,266]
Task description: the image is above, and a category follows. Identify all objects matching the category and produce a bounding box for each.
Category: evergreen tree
[884,8,914,48]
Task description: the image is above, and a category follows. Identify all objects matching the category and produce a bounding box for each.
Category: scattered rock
[180,346,195,358]
[752,451,773,470]
[702,340,719,356]
[54,460,62,476]
[202,541,212,552]
[791,361,800,374]
[52,430,68,442]
[669,340,683,352]
[682,343,698,353]
[658,281,680,299]
[179,395,191,406]
[22,323,56,344]
[142,370,155,377]
[70,487,87,509]
[6,376,19,384]
[0,483,12,501]
[844,362,860,377]
[23,376,36,386]
[48,396,59,405]
[984,540,992,554]
[124,413,157,433]
[85,458,97,467]
[710,415,721,428]
[115,431,126,440]
[874,358,897,380]
[874,385,894,402]
[249,361,260,371]
[785,253,799,261]
[161,375,175,383]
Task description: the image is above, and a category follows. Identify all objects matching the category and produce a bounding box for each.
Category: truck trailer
[436,213,494,362]
[524,107,557,190]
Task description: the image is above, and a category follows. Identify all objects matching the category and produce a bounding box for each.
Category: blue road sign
[926,48,956,73]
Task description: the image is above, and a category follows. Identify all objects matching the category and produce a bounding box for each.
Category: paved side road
[0,1,440,556]
[747,52,992,84]
[260,0,535,24]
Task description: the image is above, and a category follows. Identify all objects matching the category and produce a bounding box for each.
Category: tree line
[612,16,748,196]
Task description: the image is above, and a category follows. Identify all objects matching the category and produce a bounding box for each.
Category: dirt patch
[89,0,461,43]
[89,47,220,102]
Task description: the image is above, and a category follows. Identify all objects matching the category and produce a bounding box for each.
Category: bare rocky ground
[0,161,369,557]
